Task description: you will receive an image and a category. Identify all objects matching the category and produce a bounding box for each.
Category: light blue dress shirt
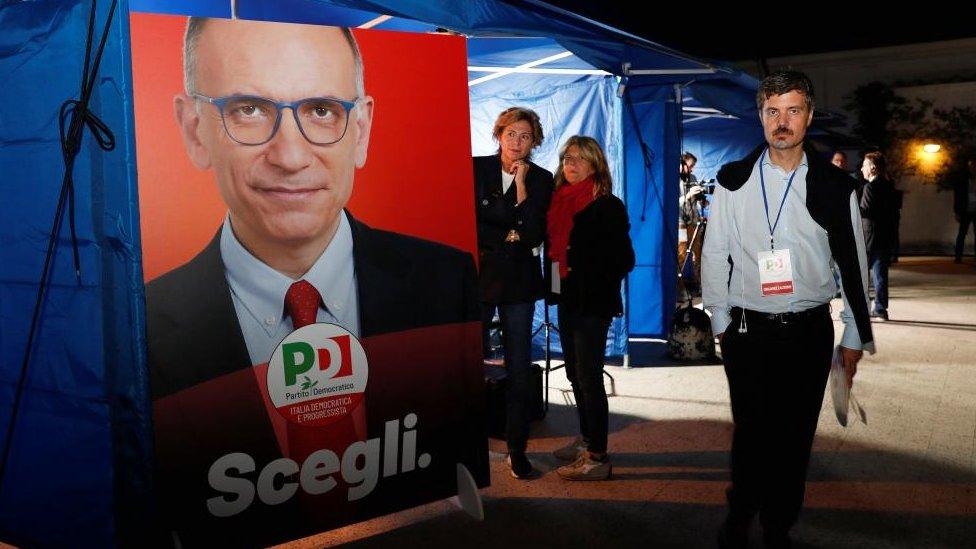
[220,211,361,366]
[702,152,871,351]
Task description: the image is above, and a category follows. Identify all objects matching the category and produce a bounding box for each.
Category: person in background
[679,151,706,296]
[473,107,554,479]
[547,136,634,481]
[830,150,855,293]
[951,156,976,264]
[860,151,897,321]
[831,150,849,171]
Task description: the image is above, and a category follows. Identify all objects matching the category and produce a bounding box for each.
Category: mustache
[774,127,794,136]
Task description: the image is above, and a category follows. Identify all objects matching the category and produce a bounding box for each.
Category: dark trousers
[720,306,833,534]
[869,252,889,314]
[956,212,976,260]
[558,305,611,454]
[482,302,535,454]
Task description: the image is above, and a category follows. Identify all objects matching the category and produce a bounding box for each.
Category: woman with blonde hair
[473,107,554,479]
[546,136,634,480]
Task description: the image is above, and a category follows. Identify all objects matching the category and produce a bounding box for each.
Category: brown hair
[756,70,815,112]
[863,151,889,179]
[554,136,613,197]
[491,107,544,155]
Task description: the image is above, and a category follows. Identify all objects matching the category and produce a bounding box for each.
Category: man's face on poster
[175,19,374,251]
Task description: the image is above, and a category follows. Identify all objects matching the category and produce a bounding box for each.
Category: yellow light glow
[923,143,941,153]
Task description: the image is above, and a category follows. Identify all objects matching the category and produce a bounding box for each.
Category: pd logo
[267,323,368,427]
[764,256,784,272]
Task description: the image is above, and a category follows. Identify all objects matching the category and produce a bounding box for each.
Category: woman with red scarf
[547,136,634,481]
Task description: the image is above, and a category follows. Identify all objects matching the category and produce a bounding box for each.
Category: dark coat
[949,163,975,217]
[859,175,898,254]
[474,154,554,304]
[147,212,480,398]
[549,194,635,319]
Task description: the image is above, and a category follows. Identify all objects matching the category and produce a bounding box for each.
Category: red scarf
[547,177,595,279]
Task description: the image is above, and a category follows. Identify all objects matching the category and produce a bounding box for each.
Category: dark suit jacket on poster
[473,154,553,304]
[146,211,487,548]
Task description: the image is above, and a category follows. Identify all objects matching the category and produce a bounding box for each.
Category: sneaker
[506,452,534,480]
[556,453,611,481]
[552,436,585,461]
[871,310,889,321]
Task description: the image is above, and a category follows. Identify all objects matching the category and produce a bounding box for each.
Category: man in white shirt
[703,70,874,549]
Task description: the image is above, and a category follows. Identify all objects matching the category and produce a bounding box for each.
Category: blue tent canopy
[0,1,150,547]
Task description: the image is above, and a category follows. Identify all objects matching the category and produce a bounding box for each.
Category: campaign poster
[131,12,488,547]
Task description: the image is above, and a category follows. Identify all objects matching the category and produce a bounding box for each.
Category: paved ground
[281,257,976,548]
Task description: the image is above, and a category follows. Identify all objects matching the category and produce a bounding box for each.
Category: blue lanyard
[758,149,797,251]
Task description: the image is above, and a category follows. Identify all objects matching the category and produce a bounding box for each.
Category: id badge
[757,248,794,296]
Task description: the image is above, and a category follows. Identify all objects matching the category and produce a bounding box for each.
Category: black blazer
[859,176,897,253]
[147,212,480,398]
[550,194,635,319]
[473,154,553,304]
[717,143,874,351]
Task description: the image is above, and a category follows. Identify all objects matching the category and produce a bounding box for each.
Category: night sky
[536,2,976,63]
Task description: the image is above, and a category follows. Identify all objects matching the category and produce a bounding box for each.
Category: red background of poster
[131,13,476,282]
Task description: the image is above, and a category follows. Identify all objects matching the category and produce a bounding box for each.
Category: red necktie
[285,280,321,328]
[280,278,366,521]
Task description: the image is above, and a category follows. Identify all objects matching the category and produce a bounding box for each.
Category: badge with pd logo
[267,323,368,427]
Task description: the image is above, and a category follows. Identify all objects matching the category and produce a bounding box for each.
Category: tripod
[533,301,558,416]
[678,198,708,305]
[535,296,617,416]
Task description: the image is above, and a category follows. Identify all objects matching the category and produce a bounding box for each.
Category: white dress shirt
[501,169,515,195]
[220,211,361,366]
[702,151,870,350]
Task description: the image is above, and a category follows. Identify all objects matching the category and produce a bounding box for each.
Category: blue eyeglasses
[190,93,360,146]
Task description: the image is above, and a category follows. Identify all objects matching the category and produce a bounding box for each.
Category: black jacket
[716,143,874,351]
[145,212,486,547]
[949,163,974,217]
[860,175,897,253]
[474,154,554,304]
[549,194,635,319]
[147,212,480,398]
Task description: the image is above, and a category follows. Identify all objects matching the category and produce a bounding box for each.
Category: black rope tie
[624,92,682,265]
[60,96,116,276]
[0,0,118,499]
